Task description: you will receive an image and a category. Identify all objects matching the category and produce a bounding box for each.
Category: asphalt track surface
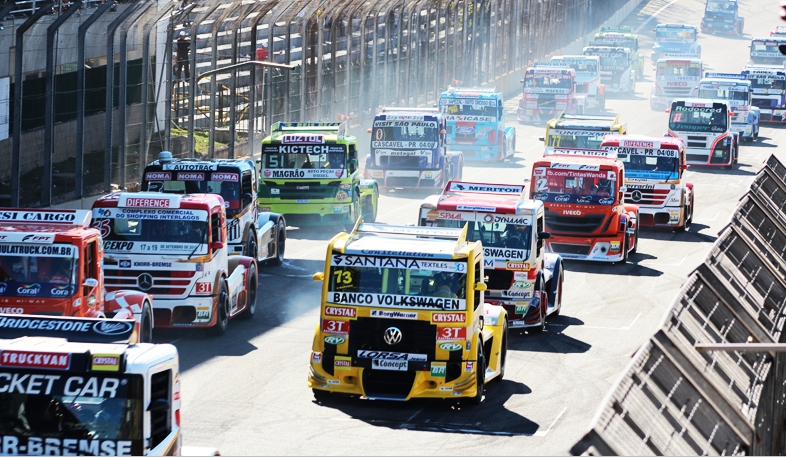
[159,0,784,454]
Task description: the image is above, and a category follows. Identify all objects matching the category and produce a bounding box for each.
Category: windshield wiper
[188,224,208,260]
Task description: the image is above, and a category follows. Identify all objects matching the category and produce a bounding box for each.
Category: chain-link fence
[571,154,786,456]
[0,0,633,208]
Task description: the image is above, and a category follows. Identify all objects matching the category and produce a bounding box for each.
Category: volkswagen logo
[137,273,154,291]
[631,190,642,202]
[383,327,403,345]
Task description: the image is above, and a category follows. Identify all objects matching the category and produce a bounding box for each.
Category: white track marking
[533,407,567,437]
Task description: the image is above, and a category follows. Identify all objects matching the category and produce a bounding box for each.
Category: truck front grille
[545,211,605,234]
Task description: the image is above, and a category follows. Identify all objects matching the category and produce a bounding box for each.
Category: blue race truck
[438,87,516,162]
[651,23,701,65]
[365,107,463,188]
[743,64,786,123]
[701,0,743,36]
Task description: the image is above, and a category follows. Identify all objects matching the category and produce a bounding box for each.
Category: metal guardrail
[570,154,786,456]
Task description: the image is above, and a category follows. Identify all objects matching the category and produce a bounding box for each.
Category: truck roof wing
[560,113,620,122]
[446,86,497,93]
[0,314,139,344]
[443,181,525,197]
[544,147,618,158]
[599,26,633,33]
[353,221,468,244]
[0,209,91,228]
[659,53,701,59]
[271,122,347,136]
[656,23,697,29]
[380,107,440,115]
[703,72,747,80]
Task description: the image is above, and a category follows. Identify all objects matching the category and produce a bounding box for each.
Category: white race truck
[0,314,216,455]
[92,192,258,336]
[550,55,605,112]
[698,73,759,141]
[650,54,703,111]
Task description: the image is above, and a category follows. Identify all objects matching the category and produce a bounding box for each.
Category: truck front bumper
[258,200,353,226]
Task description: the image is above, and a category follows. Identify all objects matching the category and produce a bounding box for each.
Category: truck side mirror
[538,231,551,239]
[82,278,99,288]
[211,241,224,252]
[681,164,689,170]
[474,282,487,291]
[313,272,325,282]
[147,399,171,412]
[619,186,627,192]
[348,158,358,174]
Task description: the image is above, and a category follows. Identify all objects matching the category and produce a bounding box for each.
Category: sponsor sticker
[515,304,529,314]
[370,310,418,319]
[357,350,427,361]
[324,306,357,318]
[312,352,322,363]
[334,356,352,371]
[465,361,474,372]
[506,262,531,271]
[0,350,71,370]
[321,319,350,335]
[430,362,447,378]
[439,342,463,352]
[371,358,408,371]
[211,173,239,182]
[145,172,172,181]
[177,172,204,181]
[436,327,467,341]
[91,354,120,372]
[324,336,346,345]
[431,313,466,324]
[610,241,621,251]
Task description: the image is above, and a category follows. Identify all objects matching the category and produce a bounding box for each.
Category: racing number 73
[333,270,352,285]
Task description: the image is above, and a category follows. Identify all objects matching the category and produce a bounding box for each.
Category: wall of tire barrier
[0,0,638,208]
[570,154,786,456]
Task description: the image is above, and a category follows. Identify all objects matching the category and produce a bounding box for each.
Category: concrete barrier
[570,154,786,456]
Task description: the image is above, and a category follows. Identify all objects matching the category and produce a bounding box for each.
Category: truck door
[82,240,100,313]
[147,368,178,455]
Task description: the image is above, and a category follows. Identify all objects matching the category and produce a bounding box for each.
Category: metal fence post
[43,0,83,207]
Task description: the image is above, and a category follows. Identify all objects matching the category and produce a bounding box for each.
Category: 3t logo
[321,319,349,335]
[195,282,212,294]
[436,327,466,341]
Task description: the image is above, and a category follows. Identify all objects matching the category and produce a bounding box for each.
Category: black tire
[492,324,508,383]
[630,219,639,254]
[313,388,331,403]
[239,263,258,320]
[209,280,230,336]
[530,306,546,333]
[675,198,692,233]
[469,339,485,405]
[140,302,153,343]
[550,270,563,318]
[244,230,258,260]
[268,220,286,266]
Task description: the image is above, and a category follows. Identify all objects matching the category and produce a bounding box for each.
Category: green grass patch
[170,128,225,155]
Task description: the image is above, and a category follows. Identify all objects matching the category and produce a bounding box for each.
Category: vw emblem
[137,273,154,291]
[383,327,403,345]
[631,190,642,202]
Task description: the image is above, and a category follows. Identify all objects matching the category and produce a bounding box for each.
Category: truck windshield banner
[94,208,208,222]
[261,168,346,179]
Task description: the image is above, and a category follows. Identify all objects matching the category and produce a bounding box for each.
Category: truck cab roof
[93,192,224,211]
[550,113,624,131]
[0,209,97,242]
[334,222,477,260]
[264,122,355,143]
[429,181,537,215]
[601,134,686,150]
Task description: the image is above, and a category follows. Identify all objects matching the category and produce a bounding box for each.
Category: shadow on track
[562,257,664,277]
[312,378,540,436]
[509,315,592,354]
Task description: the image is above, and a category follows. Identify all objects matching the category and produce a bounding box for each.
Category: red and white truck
[0,209,154,342]
[530,148,639,263]
[92,193,258,336]
[519,63,585,123]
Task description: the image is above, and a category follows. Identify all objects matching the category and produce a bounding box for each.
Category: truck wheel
[239,263,258,320]
[468,339,485,405]
[491,323,508,383]
[140,302,153,343]
[531,306,546,333]
[244,230,258,260]
[209,281,230,336]
[631,220,639,254]
[550,269,563,318]
[618,237,629,265]
[268,220,286,266]
[675,197,693,233]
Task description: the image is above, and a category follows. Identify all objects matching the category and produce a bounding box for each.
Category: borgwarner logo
[94,320,133,336]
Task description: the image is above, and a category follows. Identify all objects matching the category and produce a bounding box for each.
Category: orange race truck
[530,148,639,263]
[0,209,154,341]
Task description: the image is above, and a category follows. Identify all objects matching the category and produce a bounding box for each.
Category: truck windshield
[532,168,617,205]
[260,144,348,181]
[748,75,786,91]
[706,0,735,13]
[657,62,702,78]
[547,131,610,149]
[143,171,243,214]
[655,29,696,41]
[750,42,786,64]
[439,98,499,119]
[328,254,467,311]
[669,106,728,132]
[592,52,630,69]
[424,219,532,262]
[372,121,438,143]
[698,86,750,102]
[92,208,209,255]
[0,247,77,298]
[618,152,680,181]
[0,371,143,456]
[554,60,598,76]
[524,74,573,91]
